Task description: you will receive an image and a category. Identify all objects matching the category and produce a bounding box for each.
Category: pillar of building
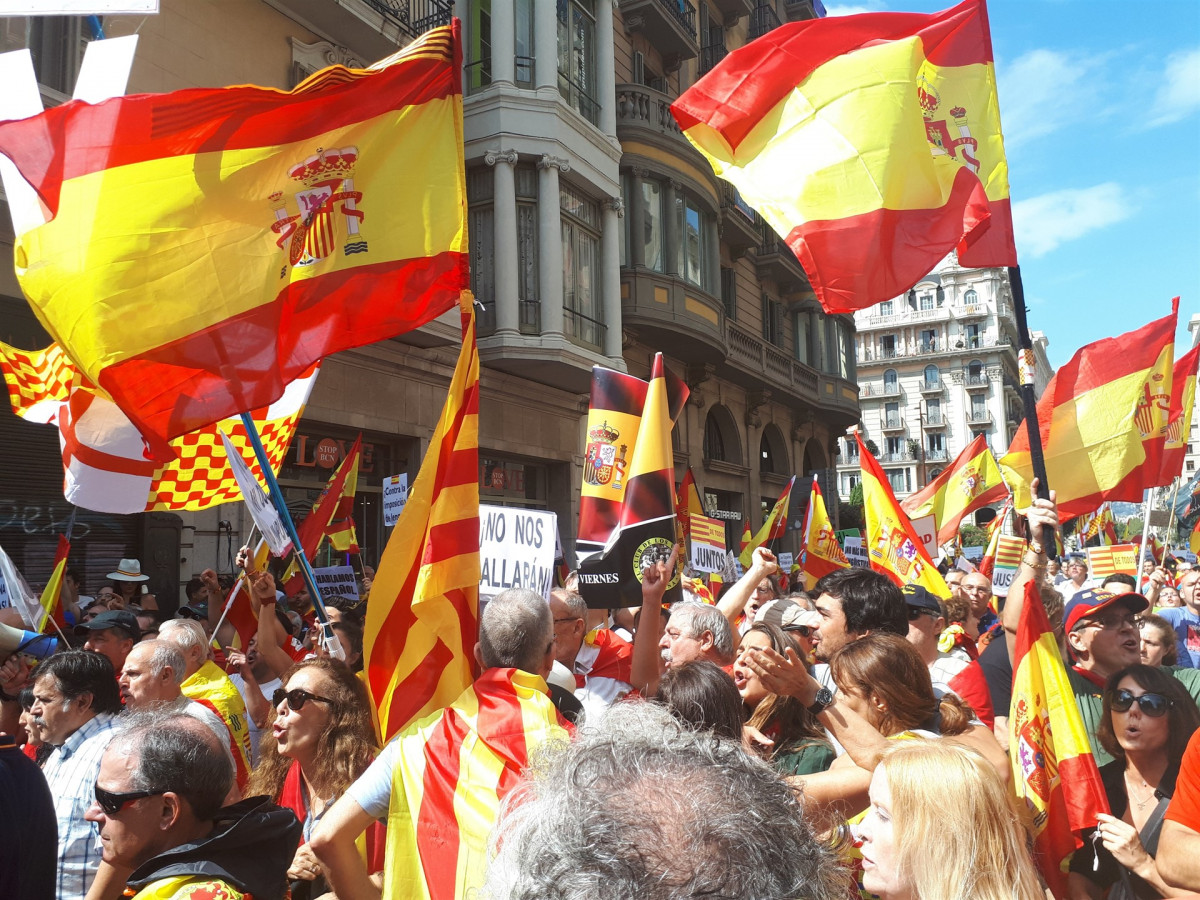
[535,0,557,92]
[486,149,520,336]
[491,1,515,85]
[595,0,616,135]
[601,197,624,359]
[538,154,569,338]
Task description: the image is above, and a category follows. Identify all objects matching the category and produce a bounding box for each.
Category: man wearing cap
[549,587,633,722]
[76,609,140,677]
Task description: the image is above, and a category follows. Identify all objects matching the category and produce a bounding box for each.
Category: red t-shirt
[1167,728,1200,830]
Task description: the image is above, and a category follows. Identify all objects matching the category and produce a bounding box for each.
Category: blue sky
[825,0,1200,367]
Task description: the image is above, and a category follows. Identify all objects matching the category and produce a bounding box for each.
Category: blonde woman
[858,740,1043,900]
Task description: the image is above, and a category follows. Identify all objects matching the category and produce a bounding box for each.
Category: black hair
[1100,572,1137,591]
[325,594,366,626]
[654,660,745,741]
[812,568,907,636]
[185,577,206,602]
[35,649,122,714]
[18,685,35,711]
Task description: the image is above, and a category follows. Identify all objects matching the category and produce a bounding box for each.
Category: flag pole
[1135,488,1153,593]
[238,412,343,660]
[1007,266,1055,551]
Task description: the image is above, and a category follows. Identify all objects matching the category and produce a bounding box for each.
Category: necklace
[1126,773,1156,811]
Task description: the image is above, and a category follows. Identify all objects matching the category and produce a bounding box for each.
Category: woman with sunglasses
[246,657,382,899]
[1068,664,1200,899]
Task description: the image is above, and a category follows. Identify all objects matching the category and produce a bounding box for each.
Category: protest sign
[382,473,408,527]
[843,537,869,569]
[990,534,1026,597]
[479,505,557,602]
[689,513,726,574]
[220,431,292,556]
[778,552,794,570]
[1086,543,1139,580]
[910,514,938,559]
[313,565,360,601]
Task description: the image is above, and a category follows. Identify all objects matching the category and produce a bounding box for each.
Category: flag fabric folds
[900,434,1007,545]
[976,501,1009,579]
[675,467,703,541]
[857,434,949,595]
[0,24,467,458]
[1000,300,1179,520]
[363,300,480,742]
[739,476,796,567]
[1160,345,1199,484]
[283,437,362,592]
[799,475,849,590]
[671,0,1014,313]
[37,534,70,632]
[0,339,317,514]
[1010,580,1109,895]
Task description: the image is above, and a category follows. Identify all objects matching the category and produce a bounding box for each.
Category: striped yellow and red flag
[1000,300,1178,520]
[283,436,362,592]
[381,668,567,900]
[858,434,949,596]
[901,434,1007,545]
[800,474,849,590]
[37,535,70,632]
[363,300,480,742]
[740,476,796,567]
[676,467,703,541]
[1086,543,1139,580]
[976,500,1009,579]
[1159,344,1199,484]
[1010,580,1109,895]
[327,443,361,554]
[671,0,1014,313]
[0,25,466,459]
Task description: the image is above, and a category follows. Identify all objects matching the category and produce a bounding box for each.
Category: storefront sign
[480,459,527,496]
[221,431,292,556]
[382,473,408,527]
[843,537,869,568]
[313,565,359,601]
[478,505,557,602]
[291,434,378,473]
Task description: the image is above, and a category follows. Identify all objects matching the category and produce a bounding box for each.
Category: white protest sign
[910,514,938,560]
[688,513,726,574]
[843,537,870,568]
[478,505,557,602]
[778,552,794,570]
[382,473,409,527]
[313,565,360,601]
[220,431,293,557]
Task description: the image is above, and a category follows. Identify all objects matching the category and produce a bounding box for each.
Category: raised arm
[1001,480,1060,667]
[716,547,779,629]
[630,544,678,698]
[249,571,297,679]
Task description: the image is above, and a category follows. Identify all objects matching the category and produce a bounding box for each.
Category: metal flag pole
[238,412,343,660]
[1135,488,1154,594]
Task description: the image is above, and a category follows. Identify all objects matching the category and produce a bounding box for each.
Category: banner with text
[689,513,726,574]
[313,565,360,601]
[479,504,557,602]
[1086,543,1139,580]
[843,537,870,569]
[382,473,409,527]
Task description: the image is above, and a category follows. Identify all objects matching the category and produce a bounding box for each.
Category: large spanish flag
[901,434,1007,545]
[363,298,479,742]
[1000,300,1178,519]
[1010,580,1108,895]
[739,476,796,567]
[857,433,949,596]
[0,25,466,459]
[1160,344,1200,485]
[671,0,1014,313]
[799,474,849,590]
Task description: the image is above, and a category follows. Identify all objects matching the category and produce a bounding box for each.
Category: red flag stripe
[415,707,470,900]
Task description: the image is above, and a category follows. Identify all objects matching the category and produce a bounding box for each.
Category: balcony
[719,182,760,260]
[713,0,755,20]
[859,382,899,399]
[923,411,947,428]
[621,0,700,68]
[857,335,1013,366]
[919,378,944,395]
[925,448,949,463]
[881,449,915,463]
[270,0,452,61]
[965,373,989,390]
[958,303,987,320]
[756,227,812,298]
[621,270,726,364]
[784,0,825,20]
[699,40,728,75]
[966,409,993,426]
[616,83,697,160]
[881,416,905,432]
[750,2,782,38]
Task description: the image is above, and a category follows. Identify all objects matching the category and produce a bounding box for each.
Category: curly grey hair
[483,701,847,900]
[668,601,734,661]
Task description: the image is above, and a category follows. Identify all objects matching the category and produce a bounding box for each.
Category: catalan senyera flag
[901,434,1007,545]
[1000,299,1179,520]
[976,500,1009,580]
[676,467,703,541]
[577,354,688,609]
[739,476,796,567]
[1160,344,1200,484]
[799,474,849,590]
[37,535,70,632]
[1010,579,1109,895]
[0,25,467,459]
[671,0,1014,313]
[1086,543,1139,580]
[858,434,949,596]
[363,300,479,742]
[0,340,317,514]
[381,668,567,900]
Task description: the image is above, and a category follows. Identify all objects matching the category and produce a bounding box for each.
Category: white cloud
[1146,48,1200,128]
[996,49,1108,147]
[1011,183,1133,257]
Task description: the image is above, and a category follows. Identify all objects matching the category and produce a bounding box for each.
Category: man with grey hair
[549,587,633,720]
[83,711,299,900]
[658,601,734,672]
[484,700,846,900]
[310,587,569,900]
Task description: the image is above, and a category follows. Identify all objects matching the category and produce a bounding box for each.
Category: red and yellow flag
[283,436,362,592]
[739,476,796,567]
[1160,344,1199,485]
[676,467,703,541]
[37,535,70,632]
[1010,580,1109,895]
[1000,300,1178,520]
[858,434,949,596]
[799,474,849,590]
[363,299,479,742]
[901,434,1007,545]
[0,25,467,458]
[976,500,1009,580]
[671,0,1014,313]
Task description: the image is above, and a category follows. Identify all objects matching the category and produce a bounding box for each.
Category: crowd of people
[3,495,1200,900]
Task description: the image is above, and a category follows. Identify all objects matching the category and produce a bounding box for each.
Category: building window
[926,398,941,423]
[883,369,897,393]
[557,0,598,124]
[879,300,893,316]
[884,402,899,429]
[920,293,934,310]
[467,168,496,332]
[844,438,859,459]
[795,311,811,365]
[919,329,936,353]
[514,0,534,85]
[836,319,853,379]
[676,193,713,290]
[466,0,492,92]
[927,433,944,453]
[641,179,663,272]
[885,436,904,457]
[964,288,978,305]
[885,468,910,493]
[880,335,896,358]
[923,364,938,386]
[721,266,737,321]
[28,16,86,95]
[515,166,539,331]
[704,413,726,461]
[971,394,987,418]
[760,433,777,473]
[561,183,603,349]
[965,323,981,348]
[762,295,784,348]
[843,474,860,495]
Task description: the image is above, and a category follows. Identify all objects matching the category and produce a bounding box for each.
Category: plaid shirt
[42,712,121,900]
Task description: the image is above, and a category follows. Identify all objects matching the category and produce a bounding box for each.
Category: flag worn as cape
[671,0,1014,313]
[901,433,1007,545]
[740,476,796,567]
[0,24,467,458]
[1000,299,1178,520]
[363,300,480,742]
[799,474,849,590]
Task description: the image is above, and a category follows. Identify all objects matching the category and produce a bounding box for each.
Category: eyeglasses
[1111,689,1172,717]
[782,624,813,638]
[552,616,583,625]
[907,607,937,621]
[94,785,163,816]
[272,687,333,711]
[1080,613,1139,632]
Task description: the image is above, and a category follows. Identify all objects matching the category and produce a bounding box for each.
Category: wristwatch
[807,685,834,716]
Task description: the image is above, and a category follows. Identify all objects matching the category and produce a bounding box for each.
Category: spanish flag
[37,535,70,632]
[739,476,796,567]
[1010,580,1109,895]
[858,433,949,596]
[1159,344,1199,484]
[0,25,466,458]
[283,436,362,591]
[363,298,479,742]
[799,474,848,590]
[901,434,1007,545]
[1000,300,1178,520]
[671,0,1014,313]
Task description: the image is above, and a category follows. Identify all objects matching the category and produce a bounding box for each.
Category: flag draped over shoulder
[0,340,317,514]
[671,0,1014,313]
[799,475,848,589]
[363,301,479,742]
[739,476,795,567]
[1010,580,1108,895]
[1000,300,1178,520]
[1160,345,1199,485]
[858,433,949,595]
[901,434,1007,544]
[0,24,467,458]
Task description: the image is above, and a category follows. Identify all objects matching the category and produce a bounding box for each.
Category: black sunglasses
[94,785,163,816]
[1111,689,1172,717]
[272,687,333,711]
[782,624,813,638]
[907,607,937,621]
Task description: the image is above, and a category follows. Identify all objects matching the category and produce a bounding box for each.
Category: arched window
[704,406,742,466]
[704,413,726,461]
[923,365,938,385]
[964,288,978,305]
[759,425,789,475]
[884,369,898,392]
